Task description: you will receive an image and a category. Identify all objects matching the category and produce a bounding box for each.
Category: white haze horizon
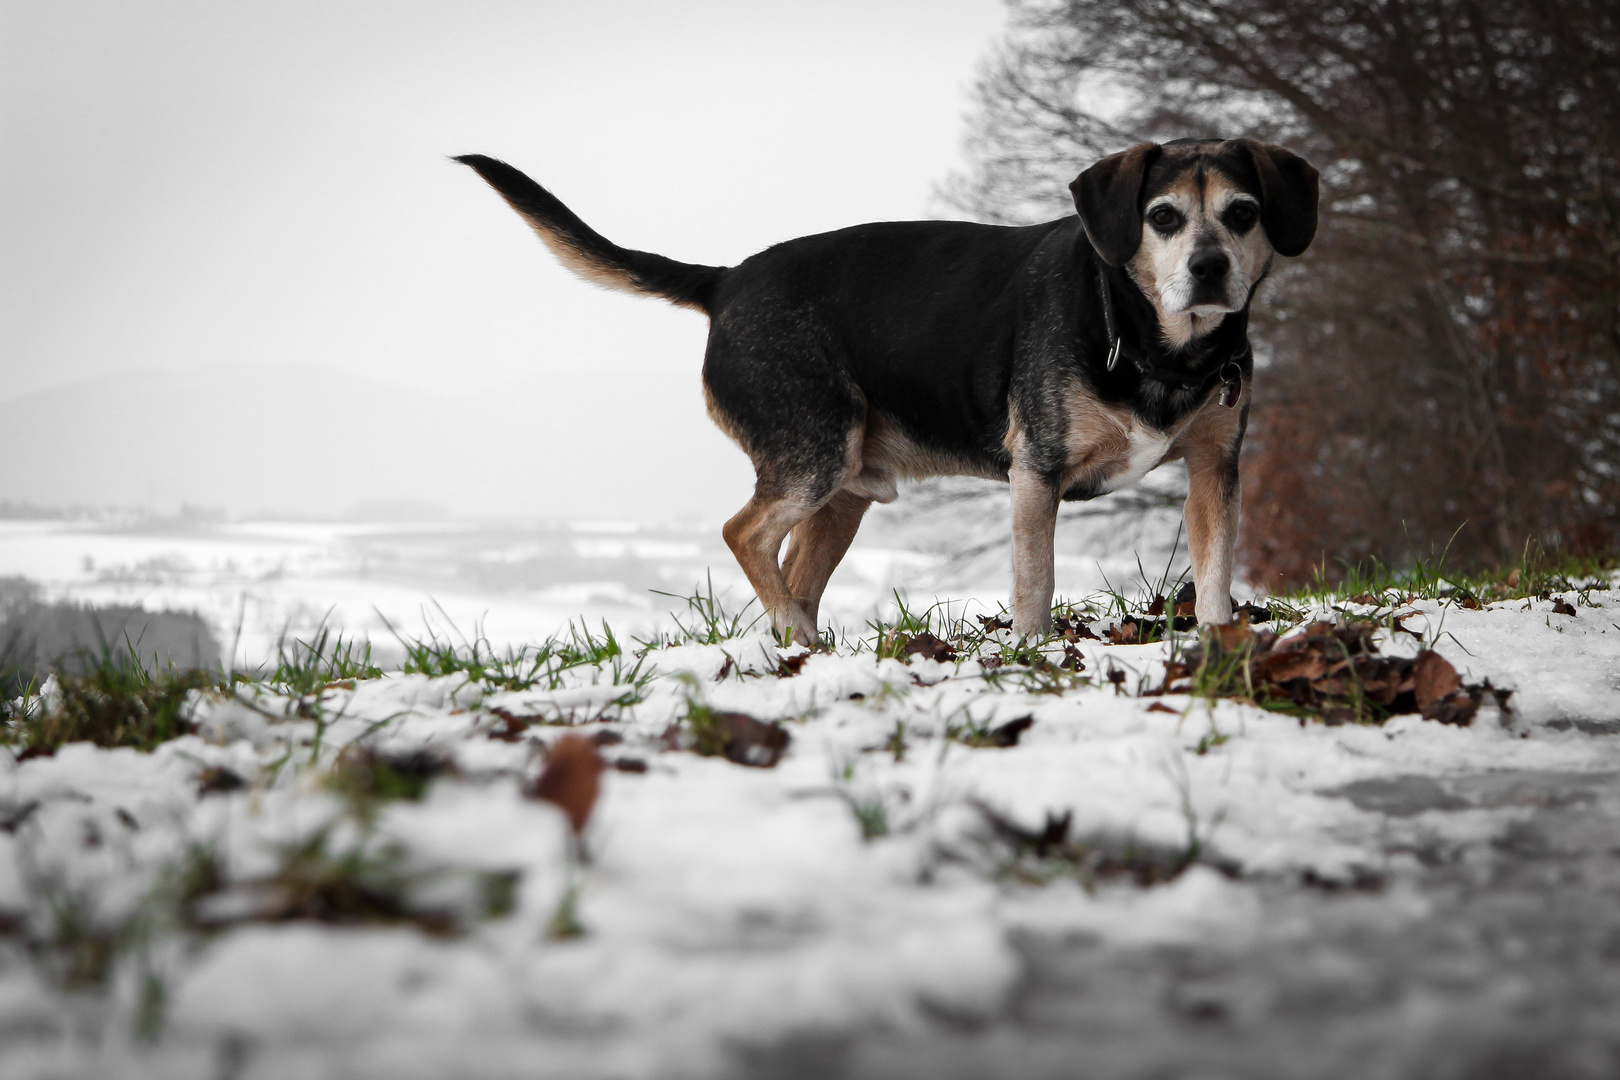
[1,0,1012,523]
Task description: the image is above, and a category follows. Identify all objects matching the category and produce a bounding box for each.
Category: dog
[457,139,1318,644]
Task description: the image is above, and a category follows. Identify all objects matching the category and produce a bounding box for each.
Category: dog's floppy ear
[1071,143,1161,267]
[1238,140,1319,257]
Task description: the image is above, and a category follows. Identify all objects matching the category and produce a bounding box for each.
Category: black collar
[1097,269,1247,408]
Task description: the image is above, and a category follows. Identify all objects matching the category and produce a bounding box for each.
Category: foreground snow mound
[0,584,1616,1078]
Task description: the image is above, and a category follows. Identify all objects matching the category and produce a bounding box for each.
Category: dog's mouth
[1183,292,1242,315]
[1166,290,1243,318]
[1161,271,1246,318]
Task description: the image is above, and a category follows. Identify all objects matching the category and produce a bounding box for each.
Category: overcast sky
[1,0,1011,522]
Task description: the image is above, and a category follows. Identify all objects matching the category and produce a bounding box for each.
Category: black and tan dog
[457,139,1317,644]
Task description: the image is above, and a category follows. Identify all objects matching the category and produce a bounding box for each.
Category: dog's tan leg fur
[781,491,871,631]
[1182,439,1241,626]
[722,491,821,645]
[1008,466,1060,635]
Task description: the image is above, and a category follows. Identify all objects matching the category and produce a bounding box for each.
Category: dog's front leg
[1183,436,1242,626]
[1008,466,1060,635]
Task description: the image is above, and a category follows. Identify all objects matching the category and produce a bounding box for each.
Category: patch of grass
[644,573,764,647]
[39,893,123,990]
[546,883,586,939]
[676,695,792,766]
[883,720,908,762]
[262,828,442,931]
[1,643,213,756]
[848,797,889,840]
[481,871,520,920]
[326,745,454,819]
[393,613,653,706]
[973,803,1210,889]
[864,592,965,659]
[1282,536,1616,609]
[681,697,732,758]
[263,621,384,697]
[831,759,889,840]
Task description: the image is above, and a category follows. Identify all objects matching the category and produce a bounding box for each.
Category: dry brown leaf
[904,632,957,663]
[710,712,792,768]
[1256,652,1329,683]
[1411,651,1462,709]
[530,735,604,834]
[1421,690,1480,727]
[1211,623,1255,652]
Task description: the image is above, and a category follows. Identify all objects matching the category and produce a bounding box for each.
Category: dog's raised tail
[455,154,724,313]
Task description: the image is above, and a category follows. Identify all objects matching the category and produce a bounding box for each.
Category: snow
[4,505,1620,1074]
[1,564,1617,1076]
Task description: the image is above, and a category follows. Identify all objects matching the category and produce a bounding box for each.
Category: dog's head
[1071,139,1318,345]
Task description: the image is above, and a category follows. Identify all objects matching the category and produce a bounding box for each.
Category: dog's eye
[1147,206,1181,231]
[1224,202,1259,230]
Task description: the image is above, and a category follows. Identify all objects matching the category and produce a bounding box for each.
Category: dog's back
[709,217,1069,469]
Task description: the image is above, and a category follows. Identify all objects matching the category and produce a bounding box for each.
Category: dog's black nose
[1188,249,1230,283]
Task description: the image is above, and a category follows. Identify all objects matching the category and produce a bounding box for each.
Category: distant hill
[0,365,754,523]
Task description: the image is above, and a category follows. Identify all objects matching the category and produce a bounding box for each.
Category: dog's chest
[1100,425,1173,491]
[1059,390,1182,495]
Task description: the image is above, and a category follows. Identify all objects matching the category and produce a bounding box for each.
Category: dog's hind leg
[722,488,822,646]
[703,314,865,647]
[781,490,872,632]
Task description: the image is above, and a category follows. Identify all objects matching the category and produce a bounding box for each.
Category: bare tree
[945,0,1620,584]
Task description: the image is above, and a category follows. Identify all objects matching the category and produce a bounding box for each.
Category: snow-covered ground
[2,565,1618,1078]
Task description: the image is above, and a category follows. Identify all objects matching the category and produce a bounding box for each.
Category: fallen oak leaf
[1552,598,1577,616]
[1146,702,1179,715]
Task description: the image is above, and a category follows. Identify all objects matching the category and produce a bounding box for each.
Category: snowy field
[4,502,1620,1078]
[0,479,1185,668]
